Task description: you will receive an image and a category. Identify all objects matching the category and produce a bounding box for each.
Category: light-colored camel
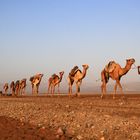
[15,80,20,96]
[10,81,15,96]
[48,71,64,95]
[3,83,9,95]
[30,74,43,95]
[68,64,89,97]
[20,79,27,95]
[101,58,135,99]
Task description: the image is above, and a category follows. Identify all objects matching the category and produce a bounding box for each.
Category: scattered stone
[66,105,70,108]
[77,135,83,140]
[100,137,105,140]
[56,127,65,136]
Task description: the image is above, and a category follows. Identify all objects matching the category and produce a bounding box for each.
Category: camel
[30,74,43,95]
[19,79,27,95]
[101,58,135,99]
[10,81,15,96]
[3,83,9,95]
[138,66,140,75]
[68,64,89,97]
[15,80,20,96]
[48,71,64,95]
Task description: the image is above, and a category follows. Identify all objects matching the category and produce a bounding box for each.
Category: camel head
[126,58,135,65]
[59,71,64,76]
[38,74,44,78]
[10,81,15,88]
[34,73,44,79]
[82,64,89,70]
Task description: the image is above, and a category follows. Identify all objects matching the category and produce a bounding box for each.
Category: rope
[131,63,138,69]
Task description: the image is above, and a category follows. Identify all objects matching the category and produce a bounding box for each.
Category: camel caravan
[0,58,139,99]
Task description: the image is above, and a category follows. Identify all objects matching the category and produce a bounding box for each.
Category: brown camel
[138,66,140,75]
[20,79,27,95]
[101,58,135,99]
[3,83,9,95]
[48,71,64,95]
[10,81,15,96]
[30,74,43,95]
[68,64,89,97]
[15,80,20,96]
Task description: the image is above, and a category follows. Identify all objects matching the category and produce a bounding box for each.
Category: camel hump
[51,74,58,79]
[69,66,79,77]
[30,76,34,81]
[105,61,116,73]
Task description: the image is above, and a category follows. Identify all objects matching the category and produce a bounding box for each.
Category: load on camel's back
[69,66,79,77]
[104,61,117,83]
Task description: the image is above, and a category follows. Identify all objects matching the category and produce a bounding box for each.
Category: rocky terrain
[0,94,140,140]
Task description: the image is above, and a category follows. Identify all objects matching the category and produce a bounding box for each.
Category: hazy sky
[0,0,140,92]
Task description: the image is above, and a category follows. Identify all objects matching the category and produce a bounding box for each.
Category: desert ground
[0,93,140,140]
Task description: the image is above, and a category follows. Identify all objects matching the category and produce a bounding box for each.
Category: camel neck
[59,74,63,81]
[82,68,87,79]
[121,63,132,75]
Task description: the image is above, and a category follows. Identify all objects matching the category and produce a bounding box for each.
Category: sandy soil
[0,93,140,140]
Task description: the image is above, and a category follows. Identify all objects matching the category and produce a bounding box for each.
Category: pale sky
[0,0,140,92]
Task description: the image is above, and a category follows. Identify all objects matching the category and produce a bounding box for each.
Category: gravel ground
[0,94,140,140]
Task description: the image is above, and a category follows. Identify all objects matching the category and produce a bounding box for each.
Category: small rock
[56,127,65,136]
[76,124,81,128]
[66,105,70,108]
[77,135,83,140]
[100,137,105,140]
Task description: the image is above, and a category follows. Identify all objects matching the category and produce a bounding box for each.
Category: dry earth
[0,93,140,140]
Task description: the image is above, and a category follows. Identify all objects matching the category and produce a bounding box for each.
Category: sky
[0,0,140,92]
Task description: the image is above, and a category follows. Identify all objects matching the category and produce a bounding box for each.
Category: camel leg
[32,86,34,95]
[68,77,73,97]
[33,85,37,95]
[35,86,38,95]
[117,81,124,97]
[37,85,39,95]
[53,86,55,95]
[101,81,106,99]
[20,89,22,95]
[57,84,60,97]
[76,81,81,97]
[48,83,51,94]
[68,84,72,97]
[24,87,26,95]
[50,85,52,95]
[113,82,118,99]
[12,90,14,96]
[22,88,25,95]
[58,84,60,94]
[5,90,7,96]
[36,85,38,95]
[15,89,18,96]
[32,85,34,95]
